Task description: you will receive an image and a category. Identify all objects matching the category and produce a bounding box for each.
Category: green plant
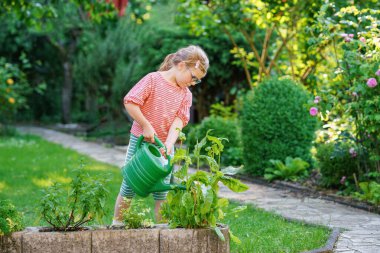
[315,142,361,188]
[0,200,24,236]
[264,157,309,182]
[187,116,243,166]
[353,181,380,206]
[241,78,317,176]
[122,198,154,229]
[309,5,380,175]
[39,167,109,231]
[0,56,44,124]
[210,101,238,120]
[161,130,248,243]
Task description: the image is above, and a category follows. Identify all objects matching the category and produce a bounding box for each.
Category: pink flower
[348,34,354,38]
[340,176,346,185]
[314,96,321,104]
[344,37,352,43]
[359,37,366,43]
[349,148,357,158]
[309,107,318,116]
[376,69,380,76]
[367,78,378,88]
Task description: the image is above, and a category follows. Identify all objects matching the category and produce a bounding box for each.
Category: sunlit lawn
[0,133,330,252]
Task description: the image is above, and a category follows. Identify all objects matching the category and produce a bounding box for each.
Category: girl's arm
[125,103,155,142]
[165,117,184,155]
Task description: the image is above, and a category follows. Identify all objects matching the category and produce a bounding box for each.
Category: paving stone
[16,126,380,253]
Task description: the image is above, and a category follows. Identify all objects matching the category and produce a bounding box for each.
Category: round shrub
[187,116,243,166]
[240,78,317,176]
[315,142,360,188]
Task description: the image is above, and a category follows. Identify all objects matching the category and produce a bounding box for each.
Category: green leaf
[193,135,208,157]
[229,230,241,244]
[221,165,244,175]
[220,176,249,192]
[201,188,214,215]
[199,155,219,172]
[213,226,225,241]
[217,198,229,208]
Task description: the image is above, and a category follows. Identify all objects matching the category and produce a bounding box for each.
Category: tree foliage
[175,0,323,86]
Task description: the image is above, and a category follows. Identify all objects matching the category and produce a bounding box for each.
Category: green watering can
[122,135,185,197]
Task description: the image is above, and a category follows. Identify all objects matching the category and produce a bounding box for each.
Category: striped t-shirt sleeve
[176,91,192,126]
[124,73,153,106]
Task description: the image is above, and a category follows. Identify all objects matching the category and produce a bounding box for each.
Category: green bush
[187,116,243,166]
[240,78,317,176]
[0,200,24,236]
[316,142,360,188]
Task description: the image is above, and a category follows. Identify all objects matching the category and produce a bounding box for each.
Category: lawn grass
[0,133,330,252]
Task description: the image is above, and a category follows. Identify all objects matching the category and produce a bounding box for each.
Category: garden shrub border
[234,173,380,214]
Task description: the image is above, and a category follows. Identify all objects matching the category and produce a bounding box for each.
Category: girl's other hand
[142,123,155,143]
[164,142,173,156]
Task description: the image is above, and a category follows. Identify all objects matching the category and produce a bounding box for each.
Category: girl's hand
[142,123,155,143]
[164,142,174,156]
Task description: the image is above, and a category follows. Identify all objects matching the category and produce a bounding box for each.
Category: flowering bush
[309,6,380,178]
[0,57,30,122]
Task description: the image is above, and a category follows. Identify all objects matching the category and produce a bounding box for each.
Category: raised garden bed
[0,225,230,253]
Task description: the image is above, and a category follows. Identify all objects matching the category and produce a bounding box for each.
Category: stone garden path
[17,126,380,253]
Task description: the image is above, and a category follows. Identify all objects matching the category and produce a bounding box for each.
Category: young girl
[112,45,209,225]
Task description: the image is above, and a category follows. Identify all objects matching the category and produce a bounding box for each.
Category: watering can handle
[136,135,171,166]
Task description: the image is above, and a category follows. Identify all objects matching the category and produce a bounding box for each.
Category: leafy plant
[353,181,380,206]
[264,157,309,182]
[0,200,24,236]
[210,101,238,120]
[315,142,363,188]
[122,198,154,229]
[39,167,109,231]
[0,56,45,124]
[161,130,248,243]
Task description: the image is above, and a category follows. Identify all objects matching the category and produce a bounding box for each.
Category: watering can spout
[150,180,186,193]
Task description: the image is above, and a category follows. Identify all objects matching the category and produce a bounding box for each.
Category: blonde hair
[158,45,209,75]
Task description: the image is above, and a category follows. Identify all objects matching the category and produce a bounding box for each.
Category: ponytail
[158,45,209,74]
[158,53,175,71]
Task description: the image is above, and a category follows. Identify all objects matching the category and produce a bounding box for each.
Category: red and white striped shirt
[124,72,192,142]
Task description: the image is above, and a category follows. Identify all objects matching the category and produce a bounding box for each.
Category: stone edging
[302,228,341,253]
[233,173,380,214]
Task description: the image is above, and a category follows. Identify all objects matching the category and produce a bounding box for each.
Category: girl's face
[175,62,205,88]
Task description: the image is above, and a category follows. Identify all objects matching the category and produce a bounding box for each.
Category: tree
[175,0,324,86]
[1,0,121,123]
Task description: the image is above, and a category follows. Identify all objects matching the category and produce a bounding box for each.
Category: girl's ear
[177,61,186,71]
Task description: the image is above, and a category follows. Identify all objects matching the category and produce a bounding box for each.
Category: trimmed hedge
[240,78,317,176]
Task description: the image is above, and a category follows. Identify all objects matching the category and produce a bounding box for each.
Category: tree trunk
[62,61,73,123]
